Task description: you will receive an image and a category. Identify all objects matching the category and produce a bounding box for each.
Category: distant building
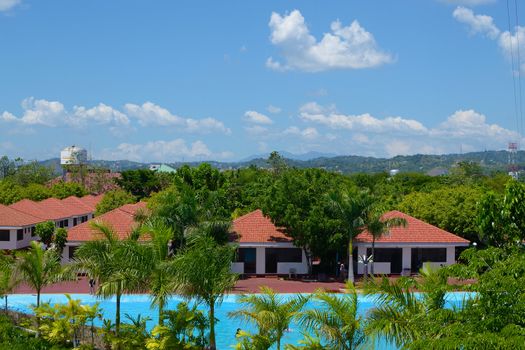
[149,164,177,173]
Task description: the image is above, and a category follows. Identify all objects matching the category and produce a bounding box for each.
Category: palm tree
[72,221,149,338]
[297,284,367,350]
[172,234,238,350]
[229,286,309,350]
[363,210,407,275]
[139,220,175,325]
[326,190,374,283]
[15,241,64,307]
[0,254,17,312]
[364,264,450,348]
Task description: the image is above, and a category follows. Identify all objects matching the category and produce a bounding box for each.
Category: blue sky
[1,0,524,162]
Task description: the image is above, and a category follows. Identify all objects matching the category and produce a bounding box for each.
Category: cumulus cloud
[99,139,231,162]
[453,7,525,72]
[124,102,230,134]
[299,102,427,134]
[1,98,230,135]
[267,10,392,72]
[1,97,129,128]
[298,102,522,157]
[244,110,273,124]
[283,126,319,140]
[267,105,282,114]
[453,6,500,39]
[0,0,21,12]
[499,26,525,73]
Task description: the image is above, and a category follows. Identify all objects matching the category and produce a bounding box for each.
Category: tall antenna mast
[508,141,519,179]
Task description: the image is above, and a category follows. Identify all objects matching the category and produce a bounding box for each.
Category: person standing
[88,278,96,295]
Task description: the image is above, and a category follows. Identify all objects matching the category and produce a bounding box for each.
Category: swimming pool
[7,292,474,349]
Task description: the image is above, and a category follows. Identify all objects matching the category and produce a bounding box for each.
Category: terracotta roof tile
[9,199,55,220]
[78,194,104,211]
[38,198,78,218]
[354,210,470,244]
[231,210,291,243]
[67,202,146,242]
[61,196,95,216]
[0,204,43,227]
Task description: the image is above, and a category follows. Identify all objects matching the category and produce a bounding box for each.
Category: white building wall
[355,242,468,275]
[0,226,39,250]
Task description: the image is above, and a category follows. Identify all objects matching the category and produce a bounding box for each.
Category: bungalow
[0,204,43,250]
[62,202,146,263]
[230,210,309,275]
[354,210,470,275]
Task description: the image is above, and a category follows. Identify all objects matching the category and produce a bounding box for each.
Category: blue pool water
[7,292,474,349]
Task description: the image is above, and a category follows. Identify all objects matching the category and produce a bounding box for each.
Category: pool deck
[13,276,347,294]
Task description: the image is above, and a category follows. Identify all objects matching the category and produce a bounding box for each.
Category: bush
[0,315,68,349]
[95,189,136,216]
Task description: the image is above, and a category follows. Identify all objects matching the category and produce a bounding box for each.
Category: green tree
[49,181,87,199]
[477,180,525,246]
[398,185,482,242]
[364,264,450,348]
[139,220,175,325]
[297,285,367,350]
[53,228,68,253]
[172,234,238,349]
[20,184,51,201]
[14,241,64,307]
[325,190,374,283]
[95,189,136,216]
[0,255,17,312]
[35,221,55,246]
[146,302,209,349]
[10,161,55,186]
[264,168,355,273]
[116,169,163,199]
[229,287,308,350]
[72,221,149,338]
[267,151,287,175]
[361,210,407,275]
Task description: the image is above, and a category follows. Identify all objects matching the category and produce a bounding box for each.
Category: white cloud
[453,6,500,39]
[453,7,525,72]
[244,110,273,124]
[2,97,129,129]
[499,26,525,73]
[298,102,522,157]
[71,103,129,127]
[267,105,282,114]
[124,102,230,134]
[299,103,427,134]
[267,10,392,72]
[0,0,21,12]
[244,125,269,136]
[284,126,319,140]
[99,139,228,162]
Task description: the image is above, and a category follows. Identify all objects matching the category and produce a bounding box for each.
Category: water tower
[60,145,88,182]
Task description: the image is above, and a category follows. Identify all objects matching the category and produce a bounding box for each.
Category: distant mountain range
[40,150,525,175]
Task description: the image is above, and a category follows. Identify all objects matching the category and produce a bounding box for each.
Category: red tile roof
[354,210,469,244]
[0,204,43,227]
[77,194,104,211]
[38,198,78,218]
[232,209,291,243]
[9,199,56,220]
[61,196,95,216]
[67,202,146,242]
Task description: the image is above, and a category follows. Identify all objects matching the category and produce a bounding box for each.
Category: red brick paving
[14,276,346,294]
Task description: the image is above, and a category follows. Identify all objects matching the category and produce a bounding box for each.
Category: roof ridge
[233,209,263,224]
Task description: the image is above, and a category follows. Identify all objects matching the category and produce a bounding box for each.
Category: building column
[256,247,266,274]
[402,247,412,271]
[446,246,455,265]
[356,245,367,274]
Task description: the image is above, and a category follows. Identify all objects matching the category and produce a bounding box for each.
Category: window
[73,218,78,226]
[31,226,36,236]
[82,216,88,223]
[17,229,23,241]
[267,248,303,263]
[0,230,10,242]
[68,246,78,260]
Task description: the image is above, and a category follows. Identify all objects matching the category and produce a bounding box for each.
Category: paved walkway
[14,276,346,294]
